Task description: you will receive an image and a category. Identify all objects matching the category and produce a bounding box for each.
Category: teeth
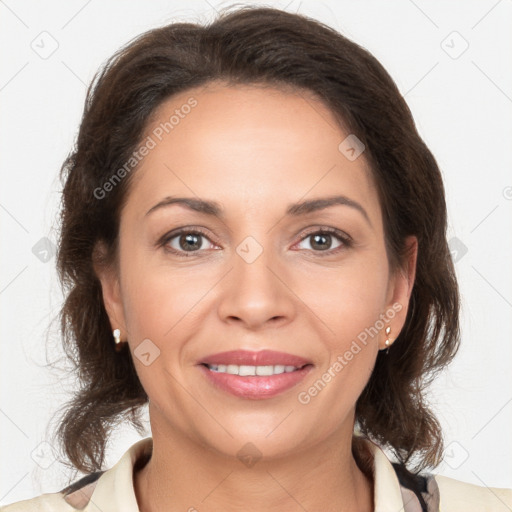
[206,364,299,376]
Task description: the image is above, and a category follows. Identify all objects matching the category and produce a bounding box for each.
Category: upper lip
[200,350,312,367]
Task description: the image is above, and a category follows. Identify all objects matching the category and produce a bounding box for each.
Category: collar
[81,436,408,511]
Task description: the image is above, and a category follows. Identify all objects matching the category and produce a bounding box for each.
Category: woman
[2,5,510,512]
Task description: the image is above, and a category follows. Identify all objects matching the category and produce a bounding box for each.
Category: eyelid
[296,225,352,243]
[158,226,217,252]
[291,226,353,254]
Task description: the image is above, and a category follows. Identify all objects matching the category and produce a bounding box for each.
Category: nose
[216,243,296,330]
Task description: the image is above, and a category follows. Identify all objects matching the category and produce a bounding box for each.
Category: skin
[95,82,417,512]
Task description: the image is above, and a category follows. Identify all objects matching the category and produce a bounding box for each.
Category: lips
[199,349,312,367]
[197,350,313,399]
[198,363,312,399]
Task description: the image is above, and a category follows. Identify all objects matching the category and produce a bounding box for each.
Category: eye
[161,228,217,257]
[294,227,352,255]
[159,226,352,257]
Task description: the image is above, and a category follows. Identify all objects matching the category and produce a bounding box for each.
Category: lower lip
[198,364,313,400]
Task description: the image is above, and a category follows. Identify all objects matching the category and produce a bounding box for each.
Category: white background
[1,0,511,504]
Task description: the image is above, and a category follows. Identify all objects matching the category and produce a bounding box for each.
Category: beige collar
[79,436,409,511]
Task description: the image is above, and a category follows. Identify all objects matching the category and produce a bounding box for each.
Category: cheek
[117,224,210,338]
[294,253,388,402]
[294,270,384,424]
[296,254,390,346]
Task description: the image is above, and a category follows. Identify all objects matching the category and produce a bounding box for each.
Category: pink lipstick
[198,349,313,399]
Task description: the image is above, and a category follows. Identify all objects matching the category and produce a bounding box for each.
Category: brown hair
[51,4,460,478]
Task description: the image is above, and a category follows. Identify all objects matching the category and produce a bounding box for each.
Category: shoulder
[0,493,72,512]
[390,459,511,512]
[434,474,512,511]
[1,437,152,512]
[0,472,104,512]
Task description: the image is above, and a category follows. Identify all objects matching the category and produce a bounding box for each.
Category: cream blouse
[1,437,510,511]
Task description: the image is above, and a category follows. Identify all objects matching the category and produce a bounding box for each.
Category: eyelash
[159,226,353,258]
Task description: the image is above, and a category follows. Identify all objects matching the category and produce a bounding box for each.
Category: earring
[384,326,394,354]
[113,328,123,352]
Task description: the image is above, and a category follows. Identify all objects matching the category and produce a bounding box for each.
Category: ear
[381,235,418,349]
[93,240,127,339]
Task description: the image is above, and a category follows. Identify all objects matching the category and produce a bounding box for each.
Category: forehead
[123,83,379,223]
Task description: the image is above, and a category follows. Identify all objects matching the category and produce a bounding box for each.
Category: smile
[205,363,301,376]
[199,363,313,399]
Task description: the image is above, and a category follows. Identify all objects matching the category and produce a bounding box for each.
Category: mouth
[197,350,314,399]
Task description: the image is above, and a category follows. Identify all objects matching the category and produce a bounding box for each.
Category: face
[96,82,417,460]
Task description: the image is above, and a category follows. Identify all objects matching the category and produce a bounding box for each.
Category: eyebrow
[145,195,372,227]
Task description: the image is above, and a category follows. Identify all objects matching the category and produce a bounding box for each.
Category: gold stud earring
[384,326,394,354]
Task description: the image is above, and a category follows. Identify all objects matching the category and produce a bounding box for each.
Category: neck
[134,418,373,512]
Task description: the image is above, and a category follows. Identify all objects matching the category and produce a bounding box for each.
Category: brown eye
[175,232,204,251]
[162,228,216,257]
[295,228,352,254]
